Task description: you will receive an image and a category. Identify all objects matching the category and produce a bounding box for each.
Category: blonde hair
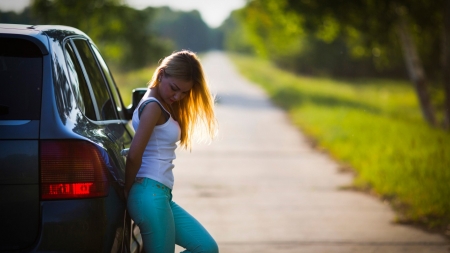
[148,50,217,149]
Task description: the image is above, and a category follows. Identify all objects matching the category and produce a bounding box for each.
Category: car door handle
[121,148,129,156]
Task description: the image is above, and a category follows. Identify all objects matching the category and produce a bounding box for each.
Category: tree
[284,0,447,127]
[395,5,436,125]
[149,7,216,52]
[0,8,34,24]
[229,0,404,77]
[31,0,169,69]
[442,1,450,129]
[236,0,304,59]
[219,10,256,54]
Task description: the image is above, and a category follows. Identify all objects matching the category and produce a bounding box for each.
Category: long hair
[148,50,217,149]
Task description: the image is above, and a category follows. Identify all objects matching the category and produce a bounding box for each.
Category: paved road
[172,52,449,253]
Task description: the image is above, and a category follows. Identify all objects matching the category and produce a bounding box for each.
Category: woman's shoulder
[139,96,164,109]
[139,97,174,121]
[137,97,163,117]
[140,96,160,103]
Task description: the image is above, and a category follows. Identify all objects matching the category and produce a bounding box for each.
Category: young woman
[124,50,218,253]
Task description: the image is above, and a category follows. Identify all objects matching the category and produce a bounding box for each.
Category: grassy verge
[229,54,450,232]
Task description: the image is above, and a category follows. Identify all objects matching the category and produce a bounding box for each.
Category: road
[172,52,449,253]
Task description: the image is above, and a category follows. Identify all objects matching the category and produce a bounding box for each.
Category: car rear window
[0,38,43,120]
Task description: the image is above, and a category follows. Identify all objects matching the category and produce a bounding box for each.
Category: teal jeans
[127,178,218,253]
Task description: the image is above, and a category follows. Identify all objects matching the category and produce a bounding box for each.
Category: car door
[64,38,141,252]
[88,42,144,253]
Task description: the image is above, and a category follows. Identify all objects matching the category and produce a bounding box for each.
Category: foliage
[218,10,255,55]
[29,0,170,70]
[0,8,34,24]
[285,0,445,79]
[226,0,404,78]
[3,2,224,69]
[227,0,446,80]
[149,7,220,52]
[237,0,304,59]
[226,0,450,127]
[230,53,450,231]
[294,0,449,127]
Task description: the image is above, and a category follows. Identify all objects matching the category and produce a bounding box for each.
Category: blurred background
[1,0,449,235]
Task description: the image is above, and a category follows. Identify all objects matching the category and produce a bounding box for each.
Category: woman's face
[158,74,193,105]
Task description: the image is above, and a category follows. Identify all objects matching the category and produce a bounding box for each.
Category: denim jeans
[127,177,218,253]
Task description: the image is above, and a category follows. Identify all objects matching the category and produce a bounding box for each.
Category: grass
[229,54,450,231]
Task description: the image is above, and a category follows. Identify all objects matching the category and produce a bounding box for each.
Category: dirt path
[172,52,449,253]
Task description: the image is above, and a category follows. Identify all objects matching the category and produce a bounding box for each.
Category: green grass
[229,54,450,231]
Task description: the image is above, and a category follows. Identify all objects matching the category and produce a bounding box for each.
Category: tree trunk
[396,7,437,126]
[442,1,450,130]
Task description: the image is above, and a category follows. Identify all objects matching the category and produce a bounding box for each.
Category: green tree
[219,10,256,54]
[31,0,169,70]
[0,8,34,24]
[237,0,304,59]
[149,7,216,52]
[228,0,398,77]
[231,0,448,127]
[284,0,448,128]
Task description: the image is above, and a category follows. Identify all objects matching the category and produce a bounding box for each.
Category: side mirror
[124,88,147,120]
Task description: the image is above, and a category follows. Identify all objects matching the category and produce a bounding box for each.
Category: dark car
[0,24,146,252]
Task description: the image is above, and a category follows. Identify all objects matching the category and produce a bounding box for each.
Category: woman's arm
[124,102,162,198]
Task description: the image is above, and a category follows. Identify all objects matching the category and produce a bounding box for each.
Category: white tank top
[131,97,180,189]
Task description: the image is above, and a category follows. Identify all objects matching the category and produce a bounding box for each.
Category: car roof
[0,23,91,55]
[0,23,88,37]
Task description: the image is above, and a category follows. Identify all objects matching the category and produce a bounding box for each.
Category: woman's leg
[127,178,175,253]
[171,201,219,253]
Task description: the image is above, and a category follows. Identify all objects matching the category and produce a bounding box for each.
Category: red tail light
[40,140,109,200]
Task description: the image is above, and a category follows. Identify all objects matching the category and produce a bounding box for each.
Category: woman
[124,50,218,253]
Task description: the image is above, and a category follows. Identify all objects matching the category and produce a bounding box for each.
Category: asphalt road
[172,52,449,253]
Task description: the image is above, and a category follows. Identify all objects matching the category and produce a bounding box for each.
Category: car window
[0,38,42,120]
[64,42,96,120]
[73,39,117,121]
[90,44,125,119]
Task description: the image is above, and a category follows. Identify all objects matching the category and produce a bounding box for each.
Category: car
[0,24,147,252]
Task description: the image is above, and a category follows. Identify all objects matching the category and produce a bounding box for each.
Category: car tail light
[40,140,109,200]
